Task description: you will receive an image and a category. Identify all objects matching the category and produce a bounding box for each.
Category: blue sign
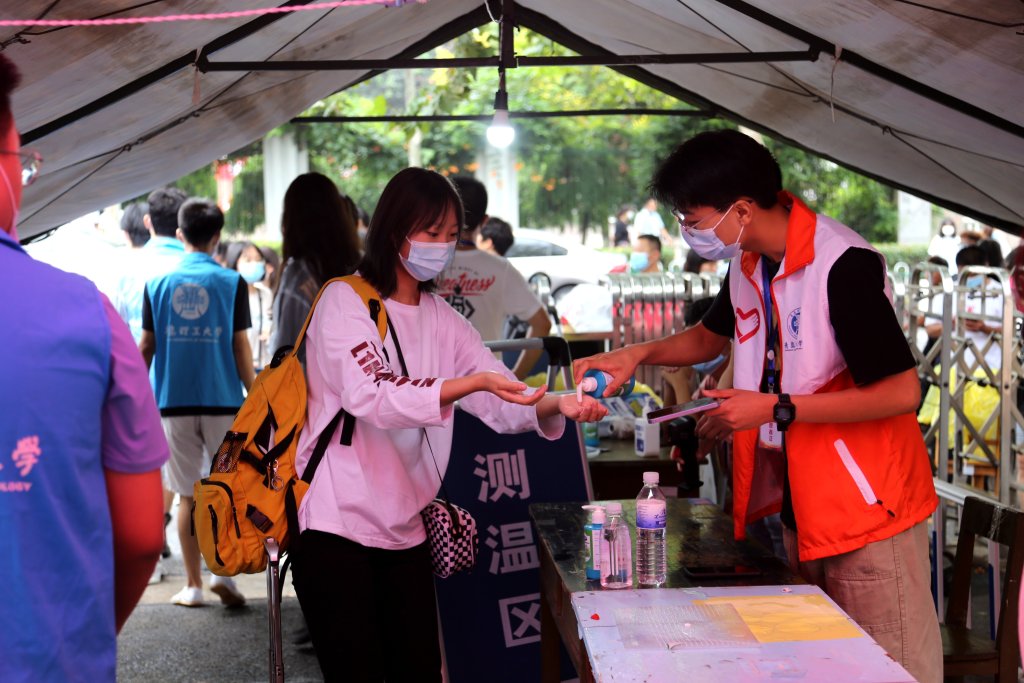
[436,409,589,683]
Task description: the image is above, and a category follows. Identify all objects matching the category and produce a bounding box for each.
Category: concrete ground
[116,502,323,682]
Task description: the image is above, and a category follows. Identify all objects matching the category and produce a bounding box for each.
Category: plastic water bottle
[636,471,667,586]
[599,502,632,589]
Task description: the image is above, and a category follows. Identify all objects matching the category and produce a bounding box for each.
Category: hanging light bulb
[486,68,515,148]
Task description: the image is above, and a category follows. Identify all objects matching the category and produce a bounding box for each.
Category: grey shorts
[161,415,235,497]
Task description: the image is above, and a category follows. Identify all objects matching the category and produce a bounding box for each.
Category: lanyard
[762,256,779,394]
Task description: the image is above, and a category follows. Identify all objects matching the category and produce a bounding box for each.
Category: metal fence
[601,271,722,393]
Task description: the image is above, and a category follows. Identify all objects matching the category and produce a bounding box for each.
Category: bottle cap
[605,502,623,515]
[582,504,605,524]
[577,376,597,403]
[643,471,659,485]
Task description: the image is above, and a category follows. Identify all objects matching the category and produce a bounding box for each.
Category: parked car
[505,228,627,301]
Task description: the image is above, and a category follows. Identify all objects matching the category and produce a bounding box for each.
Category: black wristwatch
[773,393,796,432]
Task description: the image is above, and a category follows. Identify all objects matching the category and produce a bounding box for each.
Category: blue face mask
[401,237,456,281]
[629,251,650,273]
[239,261,265,284]
[692,353,727,375]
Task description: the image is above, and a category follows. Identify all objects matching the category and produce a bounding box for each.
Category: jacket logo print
[735,307,760,344]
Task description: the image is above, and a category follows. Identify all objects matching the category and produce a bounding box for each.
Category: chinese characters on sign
[474,449,531,503]
[484,522,540,575]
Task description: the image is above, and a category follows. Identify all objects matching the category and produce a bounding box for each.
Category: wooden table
[531,499,797,683]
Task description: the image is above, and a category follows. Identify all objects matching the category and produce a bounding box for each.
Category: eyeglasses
[672,205,732,233]
[0,149,43,186]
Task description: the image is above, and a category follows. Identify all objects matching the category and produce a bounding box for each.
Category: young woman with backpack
[290,168,604,681]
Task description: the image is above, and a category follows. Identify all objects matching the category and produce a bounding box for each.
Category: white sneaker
[170,586,204,607]
[147,564,164,586]
[209,575,246,608]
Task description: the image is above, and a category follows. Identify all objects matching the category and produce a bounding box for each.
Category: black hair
[481,216,514,256]
[0,56,20,138]
[650,129,782,212]
[684,297,715,327]
[684,250,711,274]
[214,240,231,265]
[340,193,359,229]
[978,238,1003,268]
[358,168,464,298]
[955,245,987,269]
[177,198,223,247]
[637,234,661,254]
[260,245,282,293]
[926,255,948,267]
[451,176,488,232]
[121,202,150,248]
[1004,248,1019,272]
[147,187,189,237]
[280,172,360,287]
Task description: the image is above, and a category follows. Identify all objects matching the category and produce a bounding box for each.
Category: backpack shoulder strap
[289,275,387,354]
[339,274,387,342]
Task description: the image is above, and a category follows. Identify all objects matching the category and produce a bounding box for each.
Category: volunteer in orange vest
[575,130,940,683]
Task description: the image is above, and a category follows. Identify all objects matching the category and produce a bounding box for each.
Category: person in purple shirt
[0,55,169,682]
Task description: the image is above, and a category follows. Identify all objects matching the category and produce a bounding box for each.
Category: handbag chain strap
[384,316,463,533]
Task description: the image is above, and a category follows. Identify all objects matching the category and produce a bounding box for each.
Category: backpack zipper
[201,478,242,538]
[209,505,225,566]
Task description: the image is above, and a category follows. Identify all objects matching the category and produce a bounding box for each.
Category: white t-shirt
[296,281,565,549]
[962,280,1004,372]
[632,208,665,237]
[436,248,542,342]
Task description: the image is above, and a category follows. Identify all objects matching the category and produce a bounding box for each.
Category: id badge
[758,421,783,450]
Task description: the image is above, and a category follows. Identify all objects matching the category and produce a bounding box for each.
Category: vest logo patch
[735,307,760,344]
[785,307,803,351]
[172,283,210,321]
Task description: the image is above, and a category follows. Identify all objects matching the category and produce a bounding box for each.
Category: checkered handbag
[383,318,478,577]
[421,498,478,578]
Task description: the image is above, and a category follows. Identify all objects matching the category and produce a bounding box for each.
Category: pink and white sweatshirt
[296,280,565,550]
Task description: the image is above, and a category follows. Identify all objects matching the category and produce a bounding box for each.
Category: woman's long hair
[280,172,361,287]
[358,168,463,298]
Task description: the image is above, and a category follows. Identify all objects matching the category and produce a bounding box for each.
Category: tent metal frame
[291,108,711,124]
[16,0,1024,234]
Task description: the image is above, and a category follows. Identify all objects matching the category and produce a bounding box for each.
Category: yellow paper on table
[696,594,864,643]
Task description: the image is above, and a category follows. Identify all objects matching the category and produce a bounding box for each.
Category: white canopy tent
[7,0,1023,241]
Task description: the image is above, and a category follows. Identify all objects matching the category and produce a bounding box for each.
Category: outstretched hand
[557,394,608,422]
[477,372,549,406]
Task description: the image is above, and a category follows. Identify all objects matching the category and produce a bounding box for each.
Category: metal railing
[601,271,723,393]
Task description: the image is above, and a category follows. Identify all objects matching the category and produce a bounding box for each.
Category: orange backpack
[193,275,386,575]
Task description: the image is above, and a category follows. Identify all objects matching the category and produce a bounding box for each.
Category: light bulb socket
[493,87,508,112]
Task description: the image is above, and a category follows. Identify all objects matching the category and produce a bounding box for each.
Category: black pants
[292,530,442,683]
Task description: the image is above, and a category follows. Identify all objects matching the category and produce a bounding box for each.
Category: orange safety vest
[728,193,937,562]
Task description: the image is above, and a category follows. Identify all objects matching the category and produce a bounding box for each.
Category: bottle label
[636,499,667,529]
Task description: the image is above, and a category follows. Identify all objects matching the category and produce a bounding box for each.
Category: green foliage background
[168,26,900,244]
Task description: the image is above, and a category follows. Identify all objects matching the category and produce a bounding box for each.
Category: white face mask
[679,204,743,261]
[400,237,456,281]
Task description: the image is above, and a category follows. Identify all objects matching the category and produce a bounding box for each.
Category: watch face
[775,406,794,422]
